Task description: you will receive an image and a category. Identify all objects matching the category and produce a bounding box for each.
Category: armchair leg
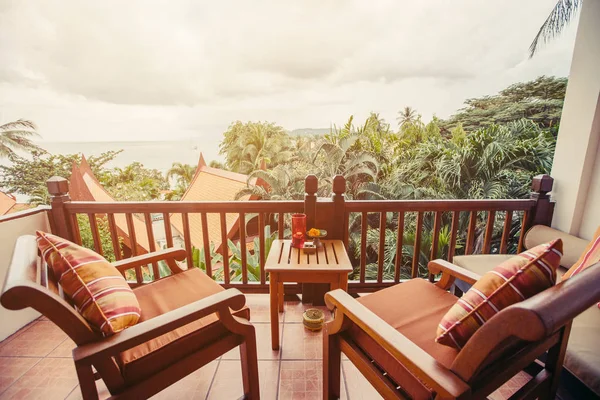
[240,330,260,400]
[323,325,342,400]
[75,361,99,400]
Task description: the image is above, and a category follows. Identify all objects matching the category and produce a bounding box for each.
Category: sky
[0,0,579,144]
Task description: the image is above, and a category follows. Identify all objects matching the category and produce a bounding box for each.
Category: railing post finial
[46,176,73,240]
[530,174,555,227]
[304,175,318,230]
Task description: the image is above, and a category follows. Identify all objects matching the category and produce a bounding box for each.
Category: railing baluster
[483,211,495,254]
[181,213,193,269]
[518,210,529,253]
[343,212,350,248]
[201,212,212,278]
[278,212,284,239]
[430,211,441,261]
[71,213,82,245]
[163,212,173,248]
[259,212,266,285]
[412,212,423,279]
[394,212,404,283]
[466,211,477,255]
[220,212,230,284]
[106,213,121,260]
[144,213,159,279]
[360,212,367,283]
[377,212,386,283]
[500,210,513,254]
[126,213,142,284]
[87,213,103,257]
[429,211,442,282]
[448,211,459,263]
[239,212,248,284]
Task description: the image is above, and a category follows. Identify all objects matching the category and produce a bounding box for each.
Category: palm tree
[529,0,581,58]
[235,165,306,200]
[0,119,42,158]
[396,107,418,130]
[166,163,197,187]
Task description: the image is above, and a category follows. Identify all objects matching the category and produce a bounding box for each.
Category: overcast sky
[0,0,578,143]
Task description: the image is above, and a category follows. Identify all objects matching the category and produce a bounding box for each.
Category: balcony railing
[43,174,554,295]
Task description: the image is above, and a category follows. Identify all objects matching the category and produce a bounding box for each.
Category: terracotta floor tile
[222,323,281,360]
[489,371,533,400]
[342,360,383,400]
[0,358,78,400]
[284,301,333,324]
[0,357,41,394]
[151,360,218,400]
[246,294,283,323]
[0,322,67,358]
[279,360,347,400]
[65,379,111,400]
[207,360,279,400]
[281,324,322,360]
[47,338,76,358]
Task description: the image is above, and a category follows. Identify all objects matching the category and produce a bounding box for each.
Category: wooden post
[304,174,318,230]
[331,175,346,240]
[46,176,74,241]
[530,174,555,227]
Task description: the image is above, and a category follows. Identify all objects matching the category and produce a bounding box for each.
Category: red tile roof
[0,191,17,215]
[69,157,153,254]
[170,153,260,252]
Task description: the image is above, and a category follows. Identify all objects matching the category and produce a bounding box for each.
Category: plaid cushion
[436,239,563,349]
[36,231,141,336]
[562,226,600,281]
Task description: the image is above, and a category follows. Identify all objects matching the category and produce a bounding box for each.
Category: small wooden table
[265,239,353,350]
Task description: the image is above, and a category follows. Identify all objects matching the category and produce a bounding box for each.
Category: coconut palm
[0,119,43,158]
[235,164,306,200]
[396,107,418,130]
[166,162,197,187]
[529,0,581,57]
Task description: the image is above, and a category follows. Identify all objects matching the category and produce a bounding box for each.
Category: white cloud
[0,0,577,142]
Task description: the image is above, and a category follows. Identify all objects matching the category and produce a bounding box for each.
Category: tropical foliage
[0,119,43,159]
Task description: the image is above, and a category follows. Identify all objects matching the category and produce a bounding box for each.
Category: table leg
[278,282,284,312]
[340,272,348,292]
[270,273,280,350]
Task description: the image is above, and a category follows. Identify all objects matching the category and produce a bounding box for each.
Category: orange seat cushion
[117,268,249,383]
[348,279,459,399]
[437,240,563,350]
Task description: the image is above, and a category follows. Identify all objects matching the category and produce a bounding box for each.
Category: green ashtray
[303,308,325,331]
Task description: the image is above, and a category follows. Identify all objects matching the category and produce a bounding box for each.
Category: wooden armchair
[323,259,600,400]
[1,235,260,399]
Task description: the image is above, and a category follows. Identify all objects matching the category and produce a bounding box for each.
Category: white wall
[550,0,600,240]
[0,209,51,340]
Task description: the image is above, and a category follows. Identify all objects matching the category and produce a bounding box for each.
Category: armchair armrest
[73,288,245,364]
[428,259,481,289]
[325,289,470,399]
[112,248,187,275]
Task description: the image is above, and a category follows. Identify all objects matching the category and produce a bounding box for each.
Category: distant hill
[289,128,329,136]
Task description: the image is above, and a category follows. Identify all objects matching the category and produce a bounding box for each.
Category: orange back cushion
[562,226,600,281]
[36,231,140,336]
[436,239,563,349]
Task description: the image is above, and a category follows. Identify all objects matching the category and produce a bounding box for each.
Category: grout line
[204,357,222,400]
[65,385,80,400]
[0,356,45,397]
[341,359,350,400]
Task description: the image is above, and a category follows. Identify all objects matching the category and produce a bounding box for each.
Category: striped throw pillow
[36,231,141,336]
[436,239,563,349]
[562,226,600,281]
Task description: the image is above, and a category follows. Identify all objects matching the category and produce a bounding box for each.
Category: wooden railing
[44,174,554,294]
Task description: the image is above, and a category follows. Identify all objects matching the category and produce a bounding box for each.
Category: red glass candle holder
[291,213,307,248]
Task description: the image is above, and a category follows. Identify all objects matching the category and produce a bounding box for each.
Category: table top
[265,239,353,272]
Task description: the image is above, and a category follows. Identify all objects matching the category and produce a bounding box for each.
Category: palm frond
[529,0,581,58]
